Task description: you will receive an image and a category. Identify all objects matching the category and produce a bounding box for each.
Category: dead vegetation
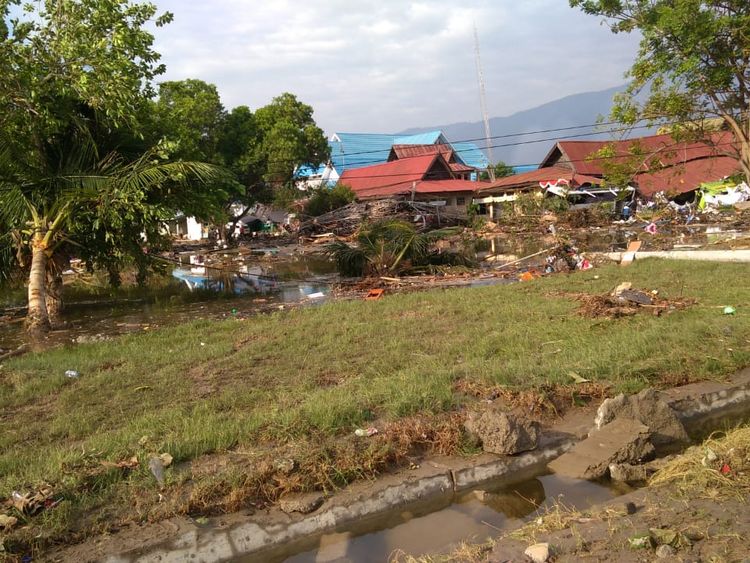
[649,426,750,500]
[453,379,609,420]
[560,288,695,319]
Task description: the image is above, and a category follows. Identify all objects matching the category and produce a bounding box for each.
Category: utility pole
[474,23,495,181]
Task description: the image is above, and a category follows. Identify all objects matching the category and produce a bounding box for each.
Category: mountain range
[399,85,650,168]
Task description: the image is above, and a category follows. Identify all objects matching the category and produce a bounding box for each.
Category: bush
[304,184,355,216]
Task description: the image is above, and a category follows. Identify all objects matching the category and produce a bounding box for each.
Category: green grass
[1,259,749,552]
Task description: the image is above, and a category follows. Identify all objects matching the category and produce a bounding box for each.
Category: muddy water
[241,473,626,563]
[0,252,337,351]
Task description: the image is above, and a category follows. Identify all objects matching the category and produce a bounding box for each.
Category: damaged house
[475,132,742,216]
[337,152,483,216]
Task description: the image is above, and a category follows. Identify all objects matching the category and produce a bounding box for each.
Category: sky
[152,0,641,136]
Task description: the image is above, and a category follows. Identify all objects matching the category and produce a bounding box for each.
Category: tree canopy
[0,1,227,332]
[570,0,750,183]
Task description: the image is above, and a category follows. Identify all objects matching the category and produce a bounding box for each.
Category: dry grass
[650,426,750,500]
[506,499,590,544]
[389,539,495,563]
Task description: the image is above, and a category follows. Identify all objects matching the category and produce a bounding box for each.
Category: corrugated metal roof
[477,166,602,193]
[635,156,740,197]
[329,131,488,174]
[356,179,482,199]
[543,132,736,177]
[339,154,440,194]
[390,144,476,173]
[394,130,446,145]
[451,142,490,170]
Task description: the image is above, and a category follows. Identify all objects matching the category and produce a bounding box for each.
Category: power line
[296,138,740,186]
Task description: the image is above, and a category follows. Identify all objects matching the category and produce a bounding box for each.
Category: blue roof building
[295,130,489,188]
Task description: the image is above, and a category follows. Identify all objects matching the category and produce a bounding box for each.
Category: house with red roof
[477,132,741,204]
[338,152,484,215]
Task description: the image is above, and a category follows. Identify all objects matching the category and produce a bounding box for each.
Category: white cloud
[151,0,640,134]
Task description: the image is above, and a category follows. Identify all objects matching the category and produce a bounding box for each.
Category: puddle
[239,473,626,563]
[0,252,337,351]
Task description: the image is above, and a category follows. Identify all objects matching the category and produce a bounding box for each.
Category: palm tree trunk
[27,237,50,334]
[46,254,67,329]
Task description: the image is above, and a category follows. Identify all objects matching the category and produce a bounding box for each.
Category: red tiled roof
[477,166,602,193]
[635,156,740,197]
[356,179,482,199]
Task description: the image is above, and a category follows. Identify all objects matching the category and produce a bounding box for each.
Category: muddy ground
[487,486,750,562]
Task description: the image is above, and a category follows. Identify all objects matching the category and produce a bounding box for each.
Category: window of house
[457,197,466,206]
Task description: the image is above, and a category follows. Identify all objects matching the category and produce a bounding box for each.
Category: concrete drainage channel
[58,369,750,563]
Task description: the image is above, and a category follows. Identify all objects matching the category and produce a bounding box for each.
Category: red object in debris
[365,289,385,301]
[720,463,731,475]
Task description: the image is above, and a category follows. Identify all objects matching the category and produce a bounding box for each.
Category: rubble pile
[298,198,466,237]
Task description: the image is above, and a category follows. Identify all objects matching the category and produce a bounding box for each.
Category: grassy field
[1,258,749,553]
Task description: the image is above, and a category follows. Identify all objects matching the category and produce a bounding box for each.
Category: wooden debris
[298,198,466,236]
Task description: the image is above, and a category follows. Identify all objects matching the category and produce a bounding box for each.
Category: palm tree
[325,219,464,278]
[0,127,224,334]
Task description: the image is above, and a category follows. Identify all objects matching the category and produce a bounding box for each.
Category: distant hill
[399,85,651,168]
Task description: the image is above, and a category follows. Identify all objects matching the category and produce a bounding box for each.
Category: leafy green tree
[253,93,330,185]
[154,79,225,162]
[570,0,750,183]
[304,184,355,217]
[0,1,226,333]
[480,161,515,181]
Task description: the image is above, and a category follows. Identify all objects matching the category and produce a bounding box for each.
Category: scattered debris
[723,305,737,315]
[101,456,139,470]
[644,222,658,234]
[464,410,539,455]
[274,458,297,475]
[148,456,167,487]
[64,370,80,379]
[364,288,384,301]
[620,240,642,266]
[278,492,324,515]
[8,487,60,516]
[354,427,379,437]
[570,286,692,319]
[299,199,465,237]
[608,462,648,483]
[655,544,677,558]
[0,514,18,530]
[524,542,552,563]
[548,418,654,480]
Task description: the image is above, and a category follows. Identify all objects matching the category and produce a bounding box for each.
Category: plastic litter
[148,456,166,487]
[723,306,737,315]
[354,427,378,437]
[307,292,326,300]
[644,222,658,234]
[64,370,80,379]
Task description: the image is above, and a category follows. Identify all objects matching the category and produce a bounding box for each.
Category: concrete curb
[53,369,750,563]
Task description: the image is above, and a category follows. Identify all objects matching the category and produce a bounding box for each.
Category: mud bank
[46,368,750,563]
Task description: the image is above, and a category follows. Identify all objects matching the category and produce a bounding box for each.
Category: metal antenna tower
[473,23,495,181]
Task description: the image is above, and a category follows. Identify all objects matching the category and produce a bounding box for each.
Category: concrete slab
[548,418,653,480]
